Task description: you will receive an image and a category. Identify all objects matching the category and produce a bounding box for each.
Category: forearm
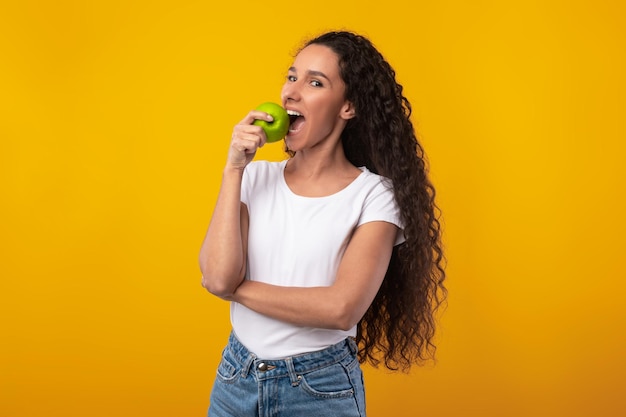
[199,167,247,297]
[229,223,398,330]
[230,280,359,331]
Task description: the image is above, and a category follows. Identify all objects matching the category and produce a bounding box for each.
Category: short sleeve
[357,179,405,246]
[240,164,253,206]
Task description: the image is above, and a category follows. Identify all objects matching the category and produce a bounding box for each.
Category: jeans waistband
[226,331,358,382]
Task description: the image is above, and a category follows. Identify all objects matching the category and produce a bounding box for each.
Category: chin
[285,134,302,151]
[284,139,299,153]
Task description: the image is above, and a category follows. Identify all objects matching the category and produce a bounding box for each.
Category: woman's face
[281,44,354,152]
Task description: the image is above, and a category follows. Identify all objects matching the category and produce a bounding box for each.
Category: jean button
[257,362,268,371]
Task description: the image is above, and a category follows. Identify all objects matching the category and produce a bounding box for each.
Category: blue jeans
[208,332,366,417]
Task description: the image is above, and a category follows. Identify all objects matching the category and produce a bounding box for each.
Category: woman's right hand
[226,110,273,170]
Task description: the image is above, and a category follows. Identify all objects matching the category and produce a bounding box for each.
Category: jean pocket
[298,362,356,399]
[215,351,240,384]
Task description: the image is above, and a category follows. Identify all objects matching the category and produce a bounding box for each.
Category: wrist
[221,165,246,185]
[223,164,245,175]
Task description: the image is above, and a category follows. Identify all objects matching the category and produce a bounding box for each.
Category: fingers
[231,124,265,151]
[233,109,274,147]
[237,110,274,126]
[226,110,272,169]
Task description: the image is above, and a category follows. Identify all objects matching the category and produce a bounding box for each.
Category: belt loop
[347,337,358,355]
[241,353,256,378]
[285,357,301,386]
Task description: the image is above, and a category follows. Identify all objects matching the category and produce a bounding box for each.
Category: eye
[287,75,297,82]
[310,80,323,87]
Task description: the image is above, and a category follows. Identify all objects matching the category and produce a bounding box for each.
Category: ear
[340,101,356,120]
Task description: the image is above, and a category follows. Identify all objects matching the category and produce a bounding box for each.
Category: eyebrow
[288,67,332,84]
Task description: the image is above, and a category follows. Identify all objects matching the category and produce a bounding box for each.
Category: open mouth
[287,110,305,133]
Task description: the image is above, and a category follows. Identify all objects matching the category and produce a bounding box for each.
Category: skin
[199,44,399,331]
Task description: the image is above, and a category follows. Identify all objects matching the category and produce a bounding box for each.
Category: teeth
[286,110,302,117]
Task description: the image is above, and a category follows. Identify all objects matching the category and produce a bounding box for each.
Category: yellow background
[1,1,624,416]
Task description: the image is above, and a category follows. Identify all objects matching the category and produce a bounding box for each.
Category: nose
[281,79,300,104]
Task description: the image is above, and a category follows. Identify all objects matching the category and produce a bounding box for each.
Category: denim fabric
[208,332,366,417]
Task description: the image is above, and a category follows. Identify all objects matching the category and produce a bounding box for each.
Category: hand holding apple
[252,102,289,143]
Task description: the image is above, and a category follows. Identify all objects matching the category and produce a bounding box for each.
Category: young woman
[199,30,446,417]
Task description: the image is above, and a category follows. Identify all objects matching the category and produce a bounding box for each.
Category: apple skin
[252,102,289,143]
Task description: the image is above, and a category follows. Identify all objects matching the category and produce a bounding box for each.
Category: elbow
[201,276,236,298]
[334,320,356,332]
[200,269,241,298]
[330,301,361,331]
[333,317,359,332]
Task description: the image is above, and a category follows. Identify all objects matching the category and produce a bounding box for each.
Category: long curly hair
[301,31,447,371]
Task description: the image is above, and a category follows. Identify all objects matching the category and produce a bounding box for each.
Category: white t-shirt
[231,159,404,359]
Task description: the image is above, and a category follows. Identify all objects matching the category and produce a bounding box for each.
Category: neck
[288,142,355,178]
[284,144,362,198]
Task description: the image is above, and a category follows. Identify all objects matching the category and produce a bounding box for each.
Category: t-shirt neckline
[279,159,368,200]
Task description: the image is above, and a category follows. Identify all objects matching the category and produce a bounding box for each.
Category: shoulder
[354,168,404,234]
[243,160,287,183]
[355,167,395,197]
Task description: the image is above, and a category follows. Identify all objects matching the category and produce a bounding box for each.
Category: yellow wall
[1,1,624,416]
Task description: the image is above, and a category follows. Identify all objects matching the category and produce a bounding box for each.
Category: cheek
[279,83,290,101]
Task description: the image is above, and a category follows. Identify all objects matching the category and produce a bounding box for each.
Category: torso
[233,159,403,358]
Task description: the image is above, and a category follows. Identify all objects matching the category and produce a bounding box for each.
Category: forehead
[292,44,341,77]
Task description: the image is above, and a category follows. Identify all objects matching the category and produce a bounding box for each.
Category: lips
[286,109,305,133]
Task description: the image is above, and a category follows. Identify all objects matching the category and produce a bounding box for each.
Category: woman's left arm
[228,220,398,330]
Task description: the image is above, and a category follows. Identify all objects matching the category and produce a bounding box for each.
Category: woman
[199,30,446,417]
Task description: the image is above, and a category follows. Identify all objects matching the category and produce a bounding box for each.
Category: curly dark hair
[299,31,447,371]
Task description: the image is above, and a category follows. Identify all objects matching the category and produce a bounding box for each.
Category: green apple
[252,102,289,143]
